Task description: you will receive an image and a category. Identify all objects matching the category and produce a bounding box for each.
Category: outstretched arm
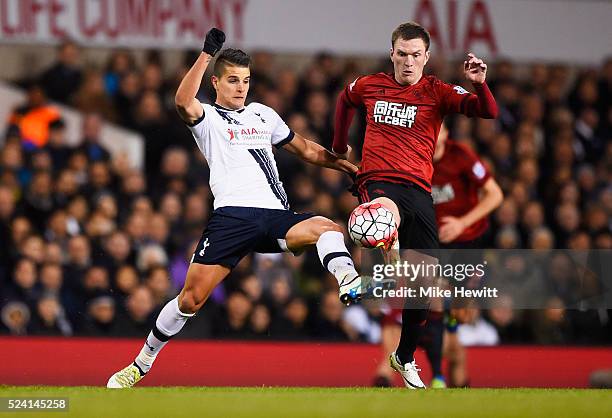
[461,53,498,119]
[175,28,225,125]
[282,133,358,176]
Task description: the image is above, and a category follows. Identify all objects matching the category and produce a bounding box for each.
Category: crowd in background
[0,40,610,345]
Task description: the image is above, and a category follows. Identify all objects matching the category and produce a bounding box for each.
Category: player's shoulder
[199,101,214,115]
[422,74,450,89]
[426,75,471,95]
[357,72,396,85]
[448,139,471,153]
[246,102,278,116]
[448,140,481,163]
[246,102,266,111]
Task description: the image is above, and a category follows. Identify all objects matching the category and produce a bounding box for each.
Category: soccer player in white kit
[107,28,365,388]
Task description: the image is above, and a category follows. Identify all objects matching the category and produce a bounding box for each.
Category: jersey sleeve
[343,76,367,107]
[459,143,491,187]
[435,81,474,115]
[266,106,295,148]
[186,102,209,137]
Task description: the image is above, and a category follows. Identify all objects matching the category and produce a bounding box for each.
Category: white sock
[316,231,359,285]
[134,296,194,374]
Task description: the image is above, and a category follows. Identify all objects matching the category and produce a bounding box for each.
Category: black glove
[203,28,225,56]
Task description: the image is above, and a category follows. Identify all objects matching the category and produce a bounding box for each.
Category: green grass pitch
[1,386,610,418]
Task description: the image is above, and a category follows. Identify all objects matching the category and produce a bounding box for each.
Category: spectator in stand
[112,265,139,311]
[529,297,573,344]
[104,50,136,97]
[29,294,72,336]
[145,266,173,308]
[75,113,110,163]
[271,297,310,340]
[484,295,527,343]
[0,301,31,335]
[19,234,46,265]
[2,258,40,310]
[39,263,64,297]
[113,285,155,337]
[44,119,72,173]
[78,295,117,337]
[456,304,500,347]
[312,290,351,341]
[22,171,55,231]
[81,266,111,305]
[72,69,117,122]
[100,231,133,274]
[52,171,79,215]
[44,241,64,266]
[248,304,272,339]
[134,90,172,180]
[0,184,16,279]
[40,39,83,104]
[213,291,253,339]
[8,84,60,149]
[64,235,91,284]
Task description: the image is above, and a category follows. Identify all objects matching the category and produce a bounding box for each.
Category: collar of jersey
[387,72,425,88]
[213,103,245,113]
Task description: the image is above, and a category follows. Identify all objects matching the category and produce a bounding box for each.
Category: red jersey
[432,140,491,242]
[336,73,497,194]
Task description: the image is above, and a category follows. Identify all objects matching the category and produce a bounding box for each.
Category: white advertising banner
[0,0,610,62]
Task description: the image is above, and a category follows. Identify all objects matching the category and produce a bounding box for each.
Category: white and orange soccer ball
[348,202,398,249]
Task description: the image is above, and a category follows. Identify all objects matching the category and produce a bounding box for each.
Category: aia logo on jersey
[227,127,273,147]
[227,127,269,141]
[431,184,455,204]
[373,101,418,128]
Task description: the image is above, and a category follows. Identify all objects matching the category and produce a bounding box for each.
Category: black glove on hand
[203,28,225,56]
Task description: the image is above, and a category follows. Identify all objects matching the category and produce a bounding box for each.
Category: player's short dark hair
[213,48,251,77]
[392,22,430,50]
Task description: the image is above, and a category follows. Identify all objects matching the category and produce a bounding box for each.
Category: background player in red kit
[333,22,498,388]
[432,123,503,248]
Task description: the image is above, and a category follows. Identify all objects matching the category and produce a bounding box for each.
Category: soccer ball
[348,202,398,249]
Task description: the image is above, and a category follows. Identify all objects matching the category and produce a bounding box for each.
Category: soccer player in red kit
[333,22,498,389]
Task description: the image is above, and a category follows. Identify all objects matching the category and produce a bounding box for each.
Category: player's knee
[178,288,206,314]
[316,218,343,236]
[372,197,401,226]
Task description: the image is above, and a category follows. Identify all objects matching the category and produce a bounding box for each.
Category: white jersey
[188,102,294,210]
